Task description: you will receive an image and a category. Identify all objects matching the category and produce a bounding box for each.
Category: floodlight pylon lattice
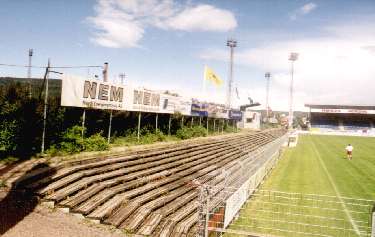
[288,52,298,128]
[226,39,237,108]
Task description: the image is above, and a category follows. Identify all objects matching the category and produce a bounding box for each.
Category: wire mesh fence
[198,186,375,237]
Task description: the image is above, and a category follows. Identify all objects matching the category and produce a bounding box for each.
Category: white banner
[61,74,195,116]
[176,98,192,116]
[224,178,250,228]
[159,94,192,115]
[310,108,375,114]
[126,88,161,113]
[61,74,126,110]
[160,94,179,114]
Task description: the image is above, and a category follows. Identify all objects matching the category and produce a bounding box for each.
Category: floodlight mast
[119,73,126,84]
[28,49,33,98]
[226,39,237,108]
[265,72,271,120]
[288,52,298,129]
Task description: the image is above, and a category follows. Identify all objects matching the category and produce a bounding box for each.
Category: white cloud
[166,5,237,32]
[301,2,317,14]
[90,17,145,48]
[88,0,237,48]
[290,2,317,20]
[198,21,375,111]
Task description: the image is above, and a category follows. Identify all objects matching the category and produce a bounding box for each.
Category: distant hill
[0,77,62,98]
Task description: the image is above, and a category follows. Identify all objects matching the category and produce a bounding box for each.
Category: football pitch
[225,134,375,237]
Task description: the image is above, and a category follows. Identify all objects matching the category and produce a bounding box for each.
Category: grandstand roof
[305,104,375,110]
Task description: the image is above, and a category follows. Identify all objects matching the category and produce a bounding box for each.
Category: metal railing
[196,133,375,237]
[197,134,289,236]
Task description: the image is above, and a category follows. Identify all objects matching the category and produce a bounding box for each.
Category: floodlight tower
[119,73,126,84]
[288,52,299,129]
[28,49,33,98]
[265,72,271,119]
[226,39,237,108]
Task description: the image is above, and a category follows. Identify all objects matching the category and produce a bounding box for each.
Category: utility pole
[288,53,298,129]
[226,39,237,108]
[41,59,51,154]
[28,49,33,98]
[265,72,271,120]
[103,62,108,82]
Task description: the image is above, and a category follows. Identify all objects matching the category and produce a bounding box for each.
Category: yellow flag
[204,65,223,87]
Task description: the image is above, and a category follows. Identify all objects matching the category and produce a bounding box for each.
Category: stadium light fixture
[289,52,299,61]
[226,39,237,109]
[265,72,271,120]
[288,52,299,129]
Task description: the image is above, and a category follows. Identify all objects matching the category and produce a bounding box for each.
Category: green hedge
[46,126,108,155]
[176,126,207,139]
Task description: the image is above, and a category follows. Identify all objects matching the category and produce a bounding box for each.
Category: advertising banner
[207,104,228,119]
[224,177,250,228]
[207,103,219,118]
[61,74,126,110]
[61,74,233,117]
[191,101,208,117]
[175,98,192,116]
[127,88,161,113]
[310,108,375,114]
[159,94,192,115]
[229,109,243,120]
[160,94,178,114]
[215,110,229,119]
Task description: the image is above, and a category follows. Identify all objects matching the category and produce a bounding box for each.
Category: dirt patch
[0,190,125,237]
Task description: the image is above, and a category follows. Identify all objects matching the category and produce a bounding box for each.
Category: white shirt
[346,145,353,152]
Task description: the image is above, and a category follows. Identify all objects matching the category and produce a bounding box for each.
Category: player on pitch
[345,144,353,160]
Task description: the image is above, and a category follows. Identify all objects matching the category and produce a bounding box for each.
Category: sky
[1,0,375,111]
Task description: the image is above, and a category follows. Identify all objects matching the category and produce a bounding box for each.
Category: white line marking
[310,137,361,236]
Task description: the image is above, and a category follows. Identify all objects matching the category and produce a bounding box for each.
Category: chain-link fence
[195,133,375,237]
[196,135,288,237]
[200,188,375,237]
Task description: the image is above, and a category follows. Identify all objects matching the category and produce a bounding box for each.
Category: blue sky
[1,0,375,111]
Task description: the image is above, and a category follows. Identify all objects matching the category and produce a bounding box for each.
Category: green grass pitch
[225,134,375,237]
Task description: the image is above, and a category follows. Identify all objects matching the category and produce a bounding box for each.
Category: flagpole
[203,65,207,100]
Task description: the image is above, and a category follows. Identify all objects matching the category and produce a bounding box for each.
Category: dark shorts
[347,151,352,155]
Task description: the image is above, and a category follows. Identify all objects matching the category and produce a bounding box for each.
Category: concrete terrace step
[10,129,286,236]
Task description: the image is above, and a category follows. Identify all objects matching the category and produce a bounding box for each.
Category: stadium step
[11,129,286,236]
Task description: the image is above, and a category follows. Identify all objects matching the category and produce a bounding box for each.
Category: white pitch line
[310,137,361,236]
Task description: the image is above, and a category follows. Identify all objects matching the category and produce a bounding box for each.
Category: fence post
[372,208,375,237]
[204,189,210,237]
[81,109,86,140]
[168,115,171,135]
[137,112,142,141]
[155,113,158,131]
[197,186,207,237]
[206,118,209,136]
[107,110,113,144]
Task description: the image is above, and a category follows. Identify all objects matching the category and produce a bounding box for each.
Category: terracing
[3,129,286,236]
